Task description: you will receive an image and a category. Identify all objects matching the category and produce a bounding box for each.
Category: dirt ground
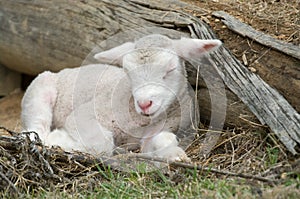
[188,0,299,46]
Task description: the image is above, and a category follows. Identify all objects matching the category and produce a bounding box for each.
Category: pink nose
[138,100,152,113]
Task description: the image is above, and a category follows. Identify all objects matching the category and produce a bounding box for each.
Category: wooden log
[0,0,192,74]
[186,21,300,154]
[212,11,300,113]
[0,0,299,154]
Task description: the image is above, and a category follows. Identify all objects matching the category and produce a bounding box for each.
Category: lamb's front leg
[21,71,57,141]
[141,131,190,162]
[46,101,115,157]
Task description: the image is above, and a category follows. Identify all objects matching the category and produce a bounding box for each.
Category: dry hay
[0,128,111,196]
[188,128,293,174]
[1,125,299,196]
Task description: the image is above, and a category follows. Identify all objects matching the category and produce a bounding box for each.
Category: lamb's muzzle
[137,100,153,114]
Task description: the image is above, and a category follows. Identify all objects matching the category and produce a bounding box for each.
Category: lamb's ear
[94,42,135,66]
[172,38,222,60]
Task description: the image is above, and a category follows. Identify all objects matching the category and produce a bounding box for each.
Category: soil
[188,0,299,46]
[0,90,23,133]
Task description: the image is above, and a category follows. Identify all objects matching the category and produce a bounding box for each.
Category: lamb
[21,34,221,162]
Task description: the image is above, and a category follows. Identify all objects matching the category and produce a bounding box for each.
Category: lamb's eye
[163,68,176,79]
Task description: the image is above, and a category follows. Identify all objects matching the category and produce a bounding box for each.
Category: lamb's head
[94,34,222,117]
[122,48,185,117]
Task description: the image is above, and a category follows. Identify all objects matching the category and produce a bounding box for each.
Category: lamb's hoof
[156,146,191,163]
[173,154,191,163]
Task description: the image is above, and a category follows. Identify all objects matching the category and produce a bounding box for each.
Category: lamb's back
[52,64,126,128]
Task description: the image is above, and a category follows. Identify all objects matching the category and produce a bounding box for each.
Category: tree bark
[0,0,193,74]
[0,0,299,154]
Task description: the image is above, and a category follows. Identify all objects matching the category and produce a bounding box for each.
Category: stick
[0,170,19,194]
[0,126,16,136]
[119,153,277,184]
[212,11,300,60]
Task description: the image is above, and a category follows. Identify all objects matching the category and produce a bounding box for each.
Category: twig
[238,115,267,127]
[0,126,16,136]
[229,136,235,169]
[0,170,19,194]
[47,149,277,184]
[115,153,277,184]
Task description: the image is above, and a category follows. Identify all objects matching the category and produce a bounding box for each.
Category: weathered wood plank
[187,20,300,154]
[212,11,300,60]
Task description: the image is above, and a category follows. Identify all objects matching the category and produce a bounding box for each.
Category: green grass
[265,145,280,167]
[5,166,298,199]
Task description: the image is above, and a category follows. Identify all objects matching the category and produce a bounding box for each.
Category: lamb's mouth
[141,112,154,117]
[139,102,162,117]
[141,108,159,117]
[140,108,159,117]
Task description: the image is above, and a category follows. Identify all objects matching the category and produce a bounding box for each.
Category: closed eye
[163,68,176,79]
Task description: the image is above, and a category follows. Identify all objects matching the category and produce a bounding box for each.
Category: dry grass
[0,126,299,198]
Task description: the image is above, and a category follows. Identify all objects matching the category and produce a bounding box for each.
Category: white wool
[21,34,221,161]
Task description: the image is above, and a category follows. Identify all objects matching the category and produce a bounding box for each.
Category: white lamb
[21,34,221,161]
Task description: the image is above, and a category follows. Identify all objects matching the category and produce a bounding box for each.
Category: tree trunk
[0,0,299,154]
